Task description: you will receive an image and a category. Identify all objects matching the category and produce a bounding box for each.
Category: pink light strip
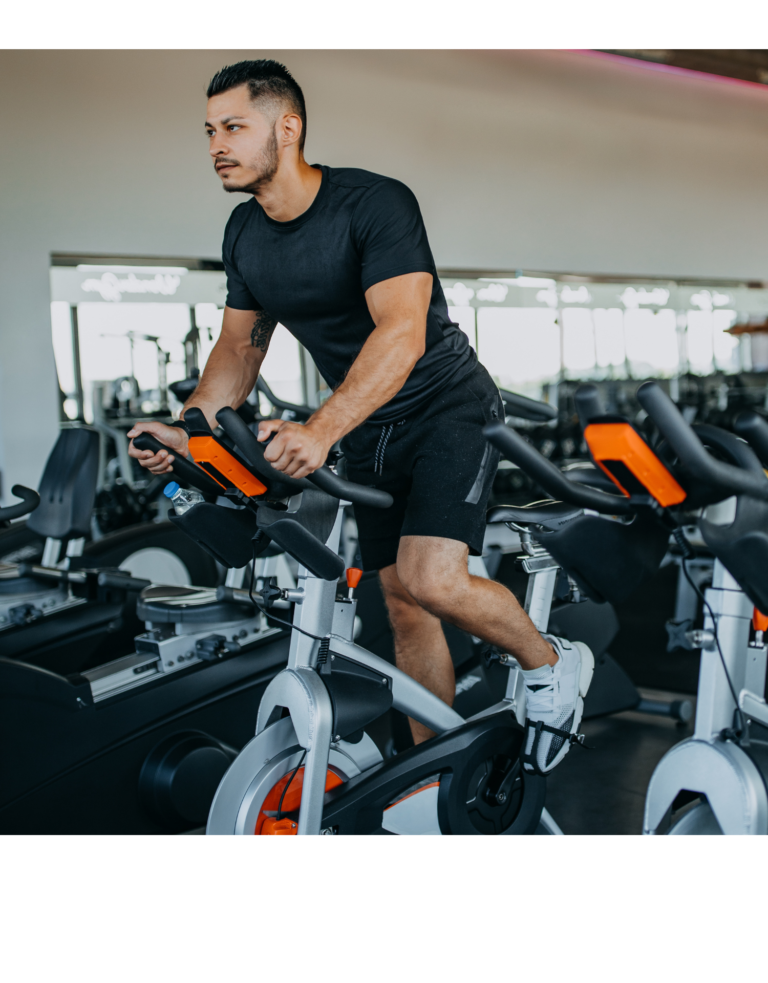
[575,49,768,97]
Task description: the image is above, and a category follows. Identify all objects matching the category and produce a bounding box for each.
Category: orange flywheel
[255,767,344,835]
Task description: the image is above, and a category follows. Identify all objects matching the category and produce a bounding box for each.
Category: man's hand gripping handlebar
[131,406,393,509]
[128,420,190,476]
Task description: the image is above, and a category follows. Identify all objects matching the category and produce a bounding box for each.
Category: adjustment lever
[215,585,291,609]
[195,634,242,662]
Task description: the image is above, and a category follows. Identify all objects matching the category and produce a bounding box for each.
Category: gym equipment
[133,409,572,835]
[485,387,768,834]
[634,384,768,834]
[0,427,218,674]
[484,385,692,725]
[0,439,296,832]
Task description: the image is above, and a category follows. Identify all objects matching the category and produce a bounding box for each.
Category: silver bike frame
[644,559,768,834]
[207,501,564,835]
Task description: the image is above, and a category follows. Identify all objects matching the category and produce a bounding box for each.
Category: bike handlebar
[256,377,314,420]
[216,407,393,509]
[0,485,41,523]
[733,410,768,466]
[131,434,225,497]
[135,415,393,509]
[499,389,557,422]
[574,383,606,430]
[637,382,768,501]
[215,407,309,493]
[482,421,634,514]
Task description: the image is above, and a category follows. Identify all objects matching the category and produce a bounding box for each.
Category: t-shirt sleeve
[352,180,436,293]
[222,207,261,311]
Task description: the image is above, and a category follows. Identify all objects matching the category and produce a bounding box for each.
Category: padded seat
[137,585,249,624]
[488,500,583,532]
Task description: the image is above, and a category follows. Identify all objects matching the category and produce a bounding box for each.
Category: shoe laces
[524,660,562,714]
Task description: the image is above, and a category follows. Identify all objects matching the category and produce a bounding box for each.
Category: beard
[220,125,279,194]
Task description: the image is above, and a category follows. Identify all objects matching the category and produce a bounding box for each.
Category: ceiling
[602,50,768,86]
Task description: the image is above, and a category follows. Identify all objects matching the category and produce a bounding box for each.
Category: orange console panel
[188,435,267,498]
[584,422,686,508]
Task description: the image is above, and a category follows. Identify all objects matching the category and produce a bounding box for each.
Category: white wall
[2,48,768,496]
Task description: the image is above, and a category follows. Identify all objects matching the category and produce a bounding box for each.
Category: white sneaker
[521,635,595,775]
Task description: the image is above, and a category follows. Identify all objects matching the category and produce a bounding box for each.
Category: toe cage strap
[521,719,591,775]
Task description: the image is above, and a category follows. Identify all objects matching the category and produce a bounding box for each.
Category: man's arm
[259,271,432,479]
[127,306,275,474]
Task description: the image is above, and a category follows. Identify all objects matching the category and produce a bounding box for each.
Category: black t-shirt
[222,164,477,424]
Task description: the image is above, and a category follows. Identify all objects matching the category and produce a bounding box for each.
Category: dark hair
[207,59,307,151]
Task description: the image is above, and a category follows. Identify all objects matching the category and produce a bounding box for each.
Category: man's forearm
[307,317,424,443]
[182,338,263,429]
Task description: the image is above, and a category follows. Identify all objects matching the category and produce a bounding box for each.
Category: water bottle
[163,481,204,516]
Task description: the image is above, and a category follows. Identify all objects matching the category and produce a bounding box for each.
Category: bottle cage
[583,417,686,508]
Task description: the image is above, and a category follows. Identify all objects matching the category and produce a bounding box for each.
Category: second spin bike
[484,382,768,835]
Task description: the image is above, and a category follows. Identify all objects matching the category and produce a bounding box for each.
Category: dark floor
[545,689,694,834]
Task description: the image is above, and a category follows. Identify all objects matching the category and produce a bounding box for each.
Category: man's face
[205,85,278,194]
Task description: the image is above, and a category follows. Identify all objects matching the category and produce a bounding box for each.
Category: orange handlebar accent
[753,609,768,632]
[584,422,687,508]
[346,567,363,589]
[188,435,267,498]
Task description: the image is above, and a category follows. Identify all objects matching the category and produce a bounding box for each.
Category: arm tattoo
[250,310,278,351]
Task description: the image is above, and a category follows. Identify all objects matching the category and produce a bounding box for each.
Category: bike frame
[644,558,768,834]
[207,500,564,835]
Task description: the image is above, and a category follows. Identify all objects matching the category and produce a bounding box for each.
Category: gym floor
[545,690,694,835]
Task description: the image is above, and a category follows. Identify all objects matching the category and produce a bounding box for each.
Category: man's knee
[396,550,468,617]
[379,565,425,625]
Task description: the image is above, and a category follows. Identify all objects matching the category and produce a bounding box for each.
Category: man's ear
[279,112,303,150]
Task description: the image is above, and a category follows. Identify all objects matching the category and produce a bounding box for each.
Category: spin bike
[636,384,768,834]
[136,407,567,835]
[484,383,768,835]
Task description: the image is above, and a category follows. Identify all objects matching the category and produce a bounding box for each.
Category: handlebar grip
[637,382,768,501]
[217,406,393,508]
[97,571,152,591]
[499,389,557,422]
[574,384,606,430]
[733,411,768,466]
[306,467,393,509]
[215,407,309,493]
[0,485,41,523]
[482,421,634,514]
[132,433,224,497]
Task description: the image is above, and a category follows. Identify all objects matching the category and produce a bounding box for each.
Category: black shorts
[341,363,503,571]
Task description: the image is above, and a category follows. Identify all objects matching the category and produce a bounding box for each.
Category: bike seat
[487,501,583,532]
[137,585,250,624]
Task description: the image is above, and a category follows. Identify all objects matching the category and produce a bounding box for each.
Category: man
[128,59,593,774]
